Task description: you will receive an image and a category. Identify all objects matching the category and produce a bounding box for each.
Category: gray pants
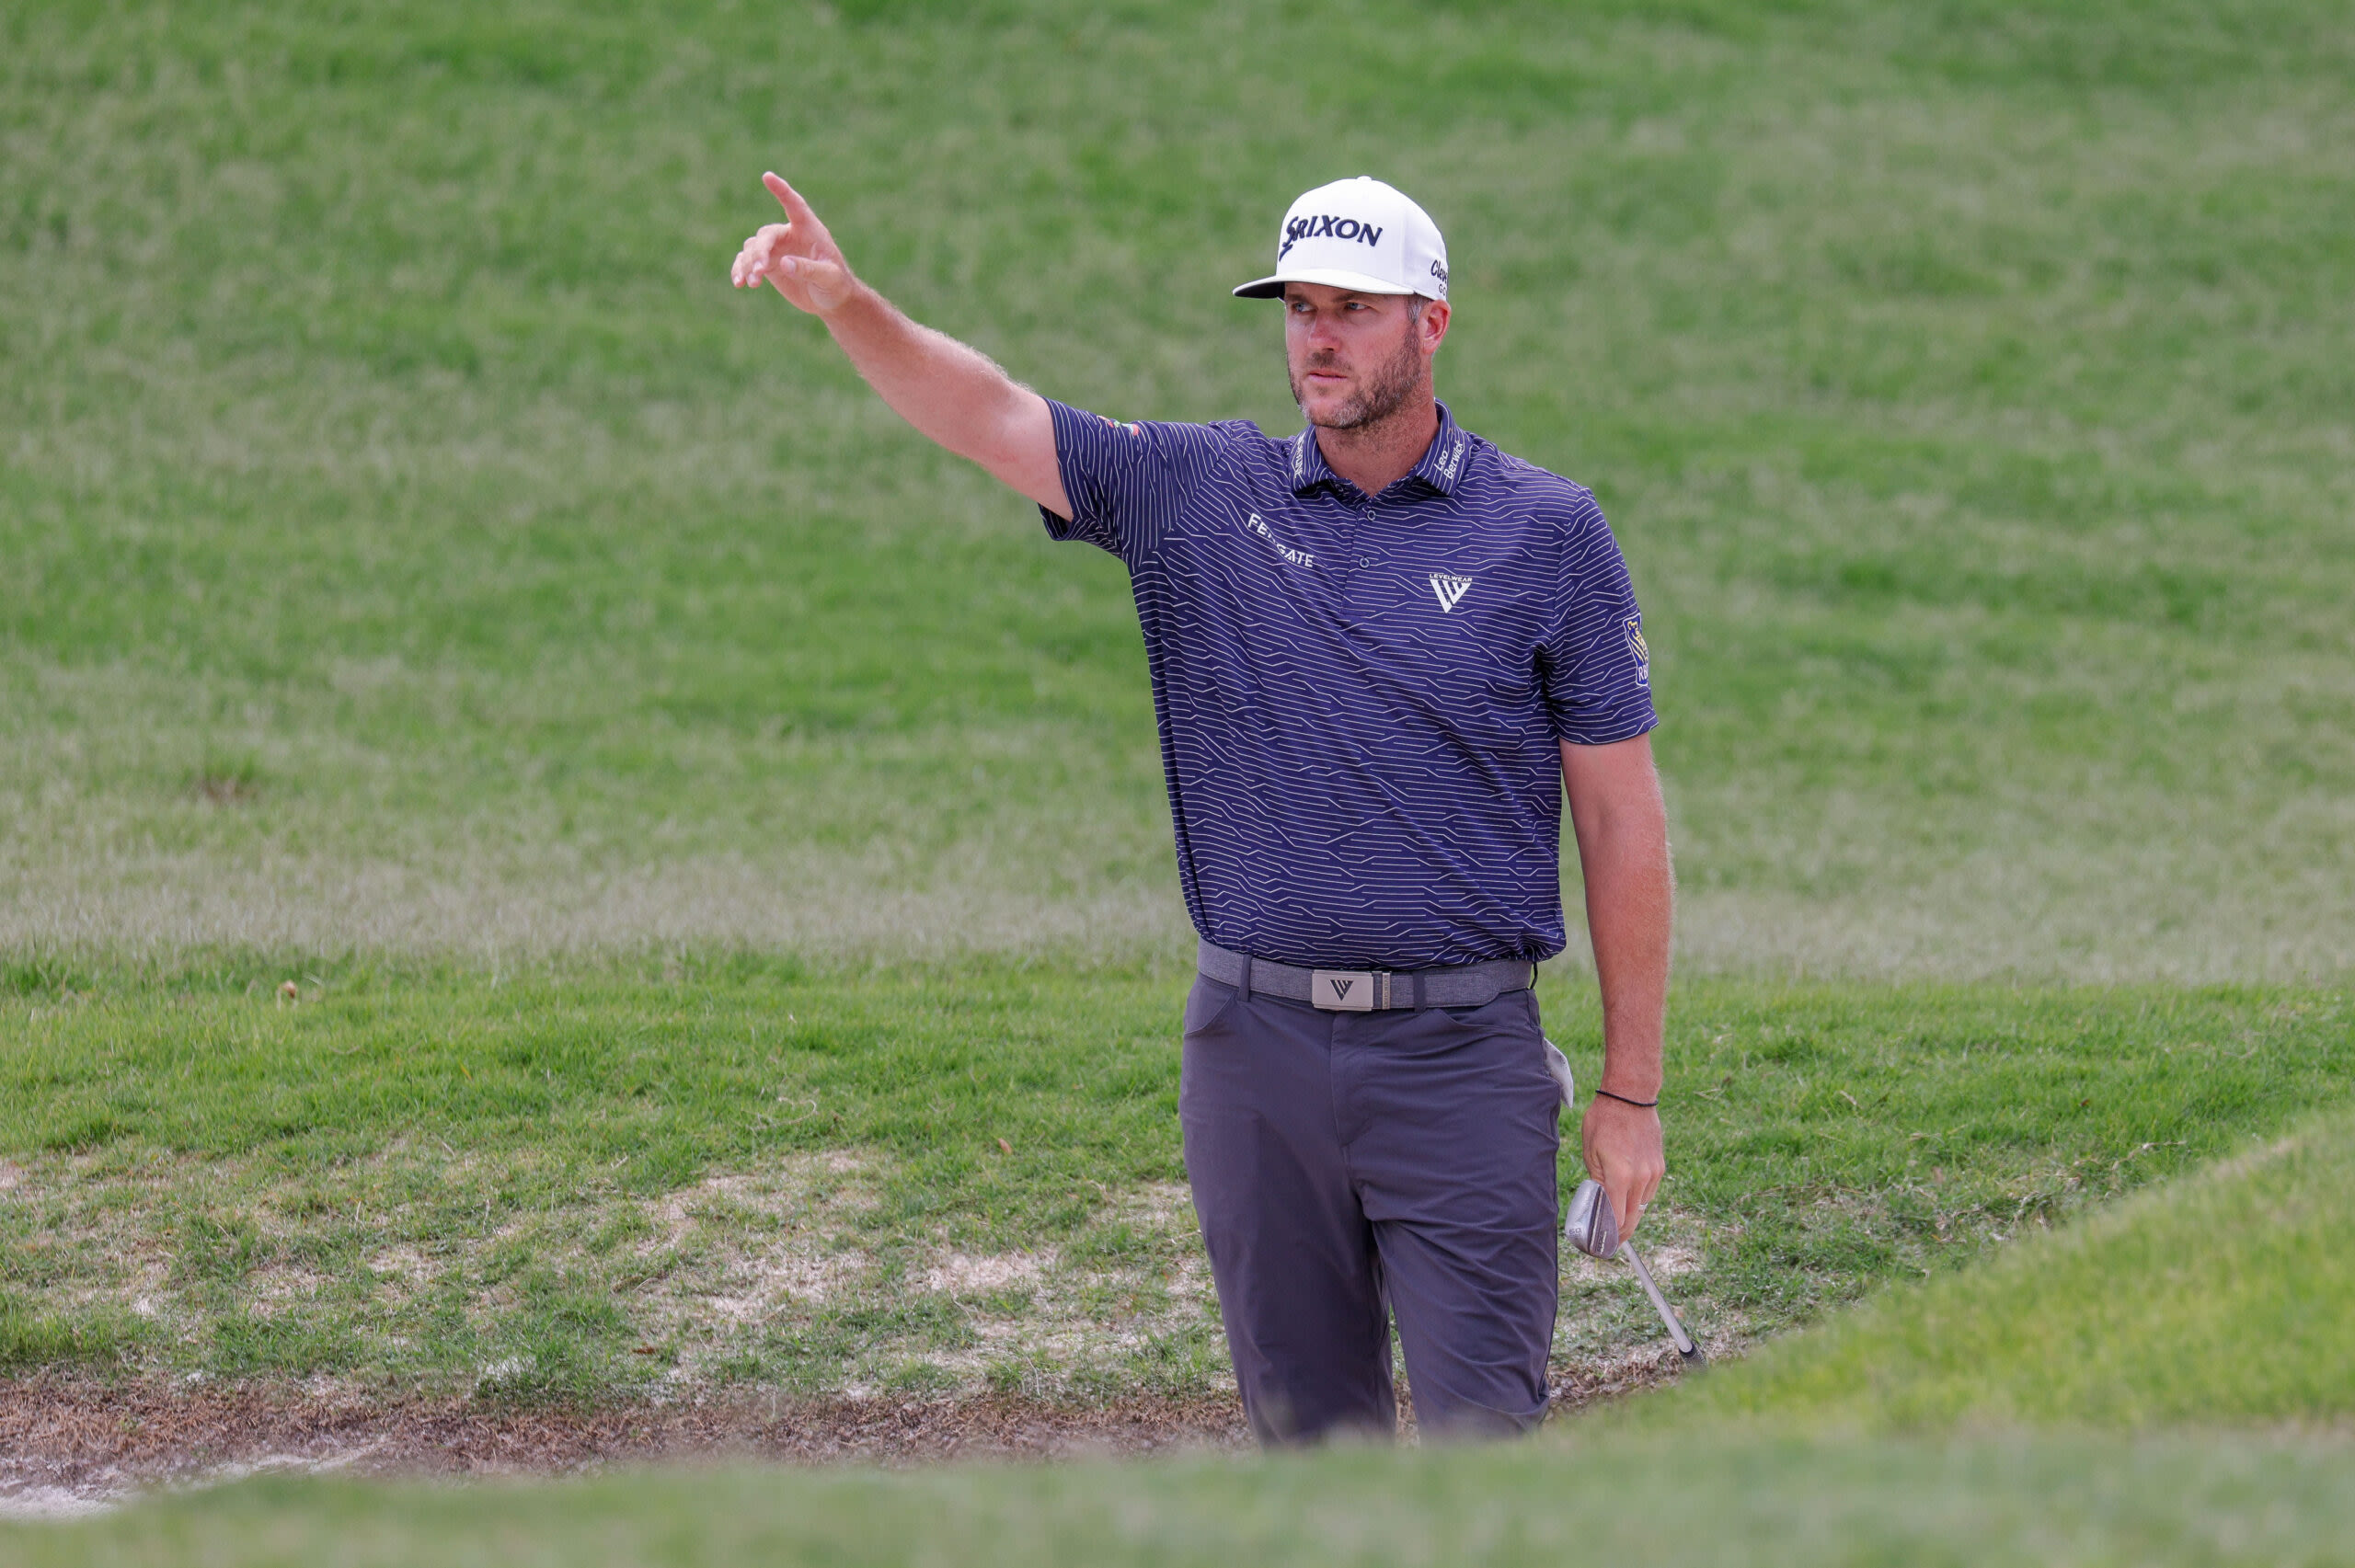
[1178,974,1561,1445]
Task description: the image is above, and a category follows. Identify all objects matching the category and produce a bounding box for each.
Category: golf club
[1564,1177,1707,1368]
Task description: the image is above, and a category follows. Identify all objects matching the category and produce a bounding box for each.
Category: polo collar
[1407,402,1473,496]
[1287,402,1473,499]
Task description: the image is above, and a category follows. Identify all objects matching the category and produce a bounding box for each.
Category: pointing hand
[730,172,856,315]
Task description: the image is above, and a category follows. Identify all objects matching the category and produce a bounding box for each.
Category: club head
[1542,1036,1576,1107]
[1563,1177,1619,1259]
[1679,1342,1709,1370]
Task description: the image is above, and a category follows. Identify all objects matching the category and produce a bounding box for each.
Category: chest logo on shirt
[1430,573,1474,612]
[1246,512,1315,569]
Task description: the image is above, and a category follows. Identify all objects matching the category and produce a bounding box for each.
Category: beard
[1290,321,1424,430]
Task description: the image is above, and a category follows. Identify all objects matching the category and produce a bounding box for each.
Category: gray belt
[1197,939,1535,1013]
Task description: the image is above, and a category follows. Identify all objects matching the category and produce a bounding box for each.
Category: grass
[11,990,2354,1553]
[8,1433,2355,1565]
[1,956,1216,1398]
[2,0,2350,978]
[5,0,2355,1554]
[1647,1098,2355,1433]
[5,960,2347,1398]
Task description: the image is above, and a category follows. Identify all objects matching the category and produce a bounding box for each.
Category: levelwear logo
[1430,573,1473,612]
[1278,213,1386,260]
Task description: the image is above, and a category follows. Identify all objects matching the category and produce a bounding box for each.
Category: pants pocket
[1182,975,1243,1037]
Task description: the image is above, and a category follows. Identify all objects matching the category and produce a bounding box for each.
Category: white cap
[1233,177,1449,302]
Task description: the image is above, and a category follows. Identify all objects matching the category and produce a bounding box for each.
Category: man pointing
[733,172,1672,1444]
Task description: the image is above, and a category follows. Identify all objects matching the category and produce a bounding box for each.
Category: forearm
[819,283,1065,510]
[1563,735,1674,1232]
[1581,823,1671,1097]
[732,176,1067,513]
[1564,742,1673,1098]
[821,284,1038,466]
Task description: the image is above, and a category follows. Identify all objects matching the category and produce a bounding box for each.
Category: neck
[1313,393,1440,498]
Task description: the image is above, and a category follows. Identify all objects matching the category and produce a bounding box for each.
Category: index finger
[764,171,817,224]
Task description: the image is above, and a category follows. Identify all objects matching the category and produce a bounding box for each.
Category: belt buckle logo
[1311,969,1376,1011]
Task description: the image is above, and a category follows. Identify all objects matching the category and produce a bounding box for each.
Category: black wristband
[1593,1088,1659,1110]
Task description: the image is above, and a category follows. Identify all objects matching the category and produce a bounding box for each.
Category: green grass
[11,1433,2355,1566]
[6,0,2355,1553]
[2,956,1216,1398]
[13,996,2354,1553]
[12,1062,2355,1558]
[3,0,2350,978]
[5,961,2347,1396]
[1648,1098,2355,1433]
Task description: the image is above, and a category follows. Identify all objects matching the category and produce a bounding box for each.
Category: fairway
[5,0,2355,1551]
[5,0,2349,979]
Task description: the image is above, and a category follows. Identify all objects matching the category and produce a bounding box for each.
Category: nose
[1295,307,1345,356]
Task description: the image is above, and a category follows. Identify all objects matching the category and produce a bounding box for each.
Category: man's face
[1283,283,1445,430]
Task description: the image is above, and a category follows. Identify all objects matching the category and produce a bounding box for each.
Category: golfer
[733,173,1671,1444]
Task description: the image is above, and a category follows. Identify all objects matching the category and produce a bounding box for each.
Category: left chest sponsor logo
[1430,573,1474,612]
[1624,613,1650,684]
[1246,512,1315,569]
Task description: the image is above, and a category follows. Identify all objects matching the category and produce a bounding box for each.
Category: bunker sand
[0,1356,1698,1514]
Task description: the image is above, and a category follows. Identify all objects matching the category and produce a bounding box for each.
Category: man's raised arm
[731,172,1070,518]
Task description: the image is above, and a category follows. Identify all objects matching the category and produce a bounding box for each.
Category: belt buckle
[1311,969,1378,1011]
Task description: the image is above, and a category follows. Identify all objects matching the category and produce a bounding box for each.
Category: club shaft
[1618,1242,1696,1356]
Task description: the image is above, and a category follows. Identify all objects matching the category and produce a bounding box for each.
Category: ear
[1419,297,1452,355]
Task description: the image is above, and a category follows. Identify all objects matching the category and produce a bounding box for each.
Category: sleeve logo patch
[1098,416,1142,435]
[1624,614,1650,685]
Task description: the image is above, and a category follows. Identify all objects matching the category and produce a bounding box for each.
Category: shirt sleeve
[1538,492,1660,744]
[1037,399,1223,570]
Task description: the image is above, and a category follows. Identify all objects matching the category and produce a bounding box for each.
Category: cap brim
[1231,266,1419,300]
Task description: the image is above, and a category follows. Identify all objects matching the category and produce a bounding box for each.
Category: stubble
[1291,318,1425,431]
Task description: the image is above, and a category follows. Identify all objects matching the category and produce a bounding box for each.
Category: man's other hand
[1580,1094,1664,1240]
[731,173,857,315]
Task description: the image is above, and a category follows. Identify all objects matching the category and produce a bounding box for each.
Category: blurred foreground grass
[11,1432,2355,1566]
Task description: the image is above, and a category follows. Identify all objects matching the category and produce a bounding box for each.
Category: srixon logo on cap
[1279,213,1385,259]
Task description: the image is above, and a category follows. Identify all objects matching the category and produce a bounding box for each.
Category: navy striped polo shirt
[1040,398,1657,970]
